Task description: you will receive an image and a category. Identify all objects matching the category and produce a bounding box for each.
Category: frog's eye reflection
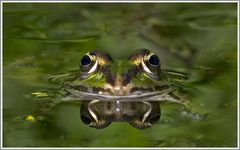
[129,113,160,129]
[80,101,161,129]
[149,113,161,124]
[128,101,161,129]
[80,114,111,129]
[80,114,92,125]
[80,100,112,129]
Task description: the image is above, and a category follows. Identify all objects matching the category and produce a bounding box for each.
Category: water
[3,3,237,147]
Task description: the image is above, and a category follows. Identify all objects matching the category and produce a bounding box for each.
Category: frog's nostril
[80,114,92,125]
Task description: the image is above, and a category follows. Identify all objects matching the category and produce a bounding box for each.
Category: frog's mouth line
[62,87,183,104]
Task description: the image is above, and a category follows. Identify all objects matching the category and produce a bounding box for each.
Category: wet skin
[64,49,184,129]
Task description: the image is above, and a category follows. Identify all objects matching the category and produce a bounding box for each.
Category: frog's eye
[141,53,161,80]
[80,55,92,66]
[80,50,112,78]
[143,53,161,68]
[80,53,98,76]
[148,54,160,66]
[128,49,162,80]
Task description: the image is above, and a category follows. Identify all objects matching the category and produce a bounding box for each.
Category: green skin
[71,60,166,92]
[68,49,171,99]
[54,49,187,129]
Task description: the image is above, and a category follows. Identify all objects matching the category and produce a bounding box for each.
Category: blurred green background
[3,3,237,147]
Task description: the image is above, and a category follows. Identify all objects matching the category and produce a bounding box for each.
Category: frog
[53,49,188,129]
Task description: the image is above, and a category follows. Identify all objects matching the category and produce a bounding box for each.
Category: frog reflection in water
[65,49,186,129]
[80,101,160,129]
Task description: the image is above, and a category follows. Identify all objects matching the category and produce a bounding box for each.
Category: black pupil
[149,114,160,124]
[149,55,159,66]
[81,55,91,66]
[80,115,92,125]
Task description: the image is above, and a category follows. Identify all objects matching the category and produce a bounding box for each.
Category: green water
[3,3,237,147]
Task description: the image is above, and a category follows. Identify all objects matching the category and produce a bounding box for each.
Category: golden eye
[128,49,162,80]
[141,53,160,74]
[79,50,113,78]
[80,52,98,76]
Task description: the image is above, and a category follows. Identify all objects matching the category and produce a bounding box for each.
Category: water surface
[3,3,237,147]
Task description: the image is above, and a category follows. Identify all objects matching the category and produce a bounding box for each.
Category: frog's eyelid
[141,58,153,74]
[87,59,98,74]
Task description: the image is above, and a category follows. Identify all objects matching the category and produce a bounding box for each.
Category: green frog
[53,49,188,129]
